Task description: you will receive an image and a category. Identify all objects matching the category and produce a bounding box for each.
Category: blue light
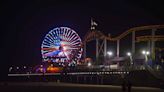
[45,50,61,57]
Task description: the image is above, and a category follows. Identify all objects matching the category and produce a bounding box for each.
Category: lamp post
[127,52,133,65]
[107,51,113,63]
[142,50,150,68]
[142,50,150,62]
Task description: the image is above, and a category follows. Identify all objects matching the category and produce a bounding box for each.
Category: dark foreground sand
[0,82,163,92]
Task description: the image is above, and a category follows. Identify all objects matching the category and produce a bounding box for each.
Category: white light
[109,64,118,69]
[23,66,26,69]
[146,51,150,55]
[9,67,13,72]
[16,67,19,69]
[127,52,131,56]
[107,51,113,56]
[68,63,71,66]
[40,65,43,67]
[142,50,150,55]
[87,62,92,67]
[142,50,146,55]
[63,46,67,51]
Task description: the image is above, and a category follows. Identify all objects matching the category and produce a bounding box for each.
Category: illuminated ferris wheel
[41,27,83,63]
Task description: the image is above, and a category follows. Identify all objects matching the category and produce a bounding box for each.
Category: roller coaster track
[84,24,164,42]
[136,35,164,42]
[111,24,164,40]
[83,30,108,42]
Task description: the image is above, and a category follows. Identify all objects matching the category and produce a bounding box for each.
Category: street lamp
[142,50,150,62]
[127,52,131,56]
[142,50,146,54]
[146,51,150,55]
[126,52,133,65]
[107,51,113,56]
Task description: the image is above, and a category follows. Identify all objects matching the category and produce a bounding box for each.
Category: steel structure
[83,29,109,62]
[83,23,164,62]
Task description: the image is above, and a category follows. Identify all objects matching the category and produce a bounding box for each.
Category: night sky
[1,0,164,79]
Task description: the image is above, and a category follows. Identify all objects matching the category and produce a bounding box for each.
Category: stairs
[146,65,164,81]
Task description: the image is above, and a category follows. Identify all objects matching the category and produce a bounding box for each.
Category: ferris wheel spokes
[41,27,83,64]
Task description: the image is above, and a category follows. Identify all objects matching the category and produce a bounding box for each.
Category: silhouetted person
[122,78,126,92]
[127,80,132,92]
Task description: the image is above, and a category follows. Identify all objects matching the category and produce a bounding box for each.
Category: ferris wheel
[41,27,83,63]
